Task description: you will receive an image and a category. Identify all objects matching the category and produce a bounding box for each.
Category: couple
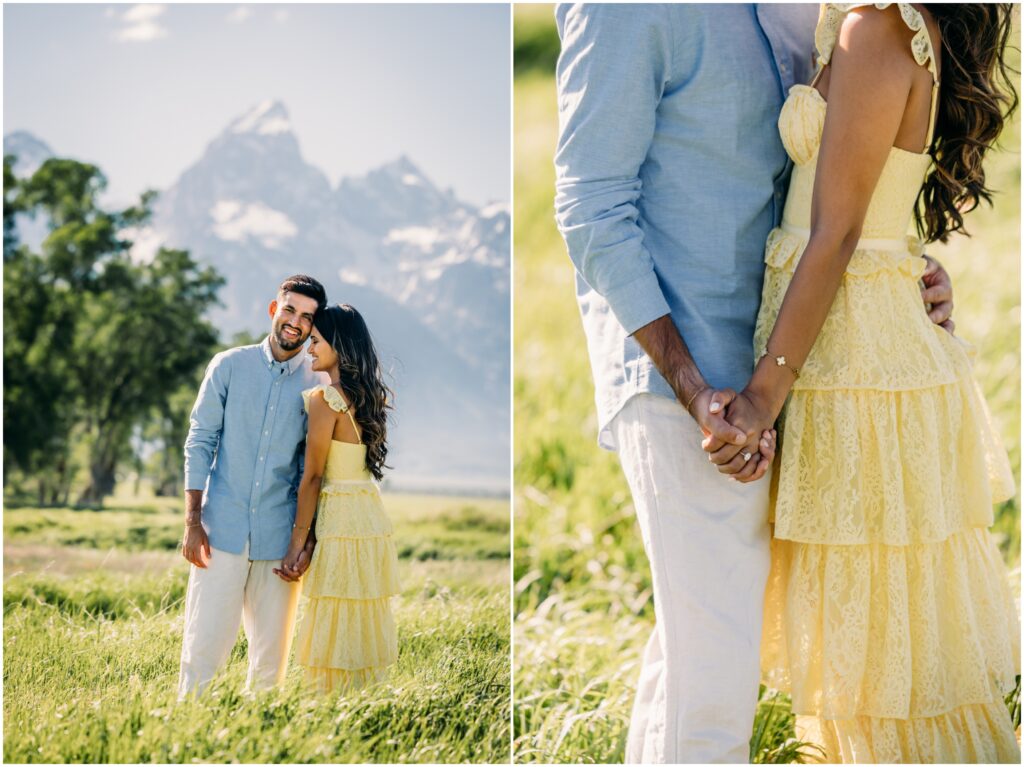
[177,275,400,698]
[556,3,1019,764]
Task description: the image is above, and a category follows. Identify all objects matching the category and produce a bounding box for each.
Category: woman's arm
[282,391,335,564]
[713,8,925,473]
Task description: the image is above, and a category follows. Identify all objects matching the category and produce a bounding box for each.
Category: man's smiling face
[269,291,318,351]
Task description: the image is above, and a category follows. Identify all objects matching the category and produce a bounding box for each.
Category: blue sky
[3,3,510,207]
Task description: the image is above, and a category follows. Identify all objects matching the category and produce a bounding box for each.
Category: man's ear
[268,299,279,320]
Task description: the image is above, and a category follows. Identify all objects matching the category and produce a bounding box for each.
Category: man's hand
[690,388,747,449]
[921,255,954,333]
[182,524,211,568]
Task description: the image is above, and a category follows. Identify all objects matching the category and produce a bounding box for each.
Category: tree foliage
[3,155,224,505]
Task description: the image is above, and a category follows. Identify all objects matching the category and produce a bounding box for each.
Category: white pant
[613,394,772,764]
[177,542,300,698]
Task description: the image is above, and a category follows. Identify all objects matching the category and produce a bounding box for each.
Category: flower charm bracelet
[759,347,800,379]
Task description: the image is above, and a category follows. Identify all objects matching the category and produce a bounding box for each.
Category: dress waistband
[320,477,377,489]
[781,223,919,254]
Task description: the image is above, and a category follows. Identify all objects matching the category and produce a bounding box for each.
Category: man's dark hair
[278,274,327,311]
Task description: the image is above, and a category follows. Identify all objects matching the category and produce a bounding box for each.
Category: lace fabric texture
[293,385,399,693]
[293,481,400,693]
[798,702,1021,764]
[759,3,1020,761]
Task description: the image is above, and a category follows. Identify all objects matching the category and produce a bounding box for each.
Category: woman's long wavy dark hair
[918,4,1018,243]
[314,304,393,481]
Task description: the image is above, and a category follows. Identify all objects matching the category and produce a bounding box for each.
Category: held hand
[707,391,777,478]
[181,524,212,568]
[921,255,954,333]
[730,429,777,483]
[689,388,747,449]
[696,391,775,482]
[272,543,305,583]
[293,538,316,577]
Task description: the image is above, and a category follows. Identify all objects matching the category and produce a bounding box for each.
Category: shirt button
[256,481,260,487]
[270,406,274,410]
[251,508,255,513]
[260,456,265,461]
[264,430,269,435]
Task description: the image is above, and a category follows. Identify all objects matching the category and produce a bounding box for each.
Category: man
[553,5,954,762]
[178,274,329,698]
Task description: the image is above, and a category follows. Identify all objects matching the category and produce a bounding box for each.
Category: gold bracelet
[759,347,800,379]
[185,522,203,528]
[685,385,709,415]
[293,524,310,531]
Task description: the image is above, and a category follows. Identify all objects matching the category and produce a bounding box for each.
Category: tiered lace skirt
[293,479,400,692]
[755,227,1021,763]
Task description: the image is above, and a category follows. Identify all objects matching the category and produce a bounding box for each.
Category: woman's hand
[274,541,307,582]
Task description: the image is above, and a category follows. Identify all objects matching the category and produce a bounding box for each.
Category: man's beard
[274,324,305,350]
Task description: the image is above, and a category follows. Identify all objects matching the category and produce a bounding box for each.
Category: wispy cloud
[116,4,168,42]
[273,9,289,23]
[226,6,252,25]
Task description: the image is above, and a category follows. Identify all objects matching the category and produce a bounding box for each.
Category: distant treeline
[2,155,238,507]
[514,6,560,77]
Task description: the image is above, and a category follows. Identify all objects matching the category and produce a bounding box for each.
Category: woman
[709,3,1020,762]
[281,303,400,692]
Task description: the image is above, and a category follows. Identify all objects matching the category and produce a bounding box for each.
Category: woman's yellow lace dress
[756,4,1020,762]
[293,384,400,692]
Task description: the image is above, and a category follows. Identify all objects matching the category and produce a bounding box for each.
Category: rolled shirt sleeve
[554,3,673,335]
[183,352,230,492]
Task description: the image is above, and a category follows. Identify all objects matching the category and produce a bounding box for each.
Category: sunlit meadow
[3,490,510,763]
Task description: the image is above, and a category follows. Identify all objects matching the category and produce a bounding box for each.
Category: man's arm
[181,353,229,567]
[553,6,770,474]
[554,4,672,336]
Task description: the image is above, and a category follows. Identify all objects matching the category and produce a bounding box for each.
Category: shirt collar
[260,335,306,375]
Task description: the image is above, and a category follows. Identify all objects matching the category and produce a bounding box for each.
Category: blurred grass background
[3,490,510,763]
[512,4,1021,763]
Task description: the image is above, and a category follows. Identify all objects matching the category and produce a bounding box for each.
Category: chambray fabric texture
[554,3,818,449]
[184,336,324,560]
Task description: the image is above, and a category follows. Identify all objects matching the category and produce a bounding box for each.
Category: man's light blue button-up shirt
[184,336,324,560]
[554,3,818,448]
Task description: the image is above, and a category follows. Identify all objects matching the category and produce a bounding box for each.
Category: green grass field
[512,5,1021,763]
[3,491,511,763]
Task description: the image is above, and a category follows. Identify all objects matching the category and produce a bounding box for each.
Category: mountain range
[4,101,510,493]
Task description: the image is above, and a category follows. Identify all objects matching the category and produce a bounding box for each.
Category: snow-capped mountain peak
[229,99,292,136]
[379,153,428,183]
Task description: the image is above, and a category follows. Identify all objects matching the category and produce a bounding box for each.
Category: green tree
[2,157,92,502]
[74,248,223,504]
[3,156,224,506]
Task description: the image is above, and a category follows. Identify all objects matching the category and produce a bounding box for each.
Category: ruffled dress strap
[815,3,940,145]
[301,384,362,443]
